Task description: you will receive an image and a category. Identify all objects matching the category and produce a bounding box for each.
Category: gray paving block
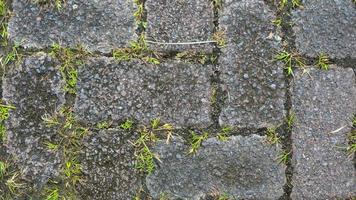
[146,135,286,200]
[2,53,65,186]
[8,0,137,53]
[292,0,356,58]
[75,58,212,127]
[146,0,214,52]
[218,0,286,128]
[291,67,356,199]
[78,129,141,200]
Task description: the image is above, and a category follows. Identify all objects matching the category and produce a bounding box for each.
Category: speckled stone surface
[292,0,356,58]
[75,58,212,128]
[78,129,142,200]
[146,0,214,52]
[218,0,286,128]
[8,0,136,53]
[2,53,64,187]
[146,135,286,200]
[291,67,356,199]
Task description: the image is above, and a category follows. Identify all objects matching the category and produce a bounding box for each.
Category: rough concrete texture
[2,53,64,187]
[146,0,214,52]
[75,58,212,128]
[147,135,286,200]
[218,0,286,128]
[292,0,356,58]
[291,67,356,199]
[8,0,136,53]
[78,129,142,200]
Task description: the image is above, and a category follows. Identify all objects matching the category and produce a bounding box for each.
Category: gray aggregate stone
[218,0,286,128]
[291,67,356,199]
[146,0,214,52]
[8,0,137,53]
[146,135,286,200]
[292,0,356,58]
[2,53,65,187]
[75,58,212,128]
[78,129,141,200]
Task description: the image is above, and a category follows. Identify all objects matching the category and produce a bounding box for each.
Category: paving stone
[8,0,137,53]
[292,0,356,59]
[291,67,356,199]
[78,129,142,200]
[75,58,212,128]
[218,0,286,128]
[146,135,286,199]
[2,53,65,186]
[146,0,214,52]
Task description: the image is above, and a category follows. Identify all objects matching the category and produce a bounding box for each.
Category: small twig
[328,125,348,134]
[146,40,216,45]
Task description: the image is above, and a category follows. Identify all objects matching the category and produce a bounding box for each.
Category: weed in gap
[189,131,208,154]
[316,53,330,70]
[212,31,226,47]
[286,112,296,130]
[0,160,8,179]
[133,128,158,174]
[96,121,109,129]
[120,119,134,130]
[347,130,356,157]
[113,34,160,64]
[275,51,305,76]
[277,150,290,164]
[217,126,232,142]
[266,127,280,145]
[0,103,15,142]
[272,18,282,27]
[50,43,88,94]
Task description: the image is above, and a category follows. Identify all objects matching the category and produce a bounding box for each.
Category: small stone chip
[77,129,141,200]
[218,0,286,128]
[291,67,356,199]
[292,0,356,58]
[75,58,212,128]
[8,0,137,53]
[2,53,65,186]
[146,135,286,199]
[145,0,214,52]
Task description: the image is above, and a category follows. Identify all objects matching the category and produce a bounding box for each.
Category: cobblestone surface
[147,135,286,200]
[218,0,286,128]
[1,0,355,199]
[291,67,356,199]
[292,0,356,58]
[2,53,64,187]
[8,0,137,53]
[78,129,141,200]
[75,58,212,128]
[146,0,214,52]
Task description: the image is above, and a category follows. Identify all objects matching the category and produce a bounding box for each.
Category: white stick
[146,40,217,45]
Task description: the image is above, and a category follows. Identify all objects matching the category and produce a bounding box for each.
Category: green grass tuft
[96,121,109,129]
[134,128,158,174]
[316,53,330,70]
[286,111,296,131]
[189,131,208,154]
[113,34,160,64]
[0,103,15,142]
[120,119,134,130]
[275,51,305,76]
[0,160,8,180]
[266,127,280,145]
[277,150,290,164]
[50,44,88,94]
[212,31,226,47]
